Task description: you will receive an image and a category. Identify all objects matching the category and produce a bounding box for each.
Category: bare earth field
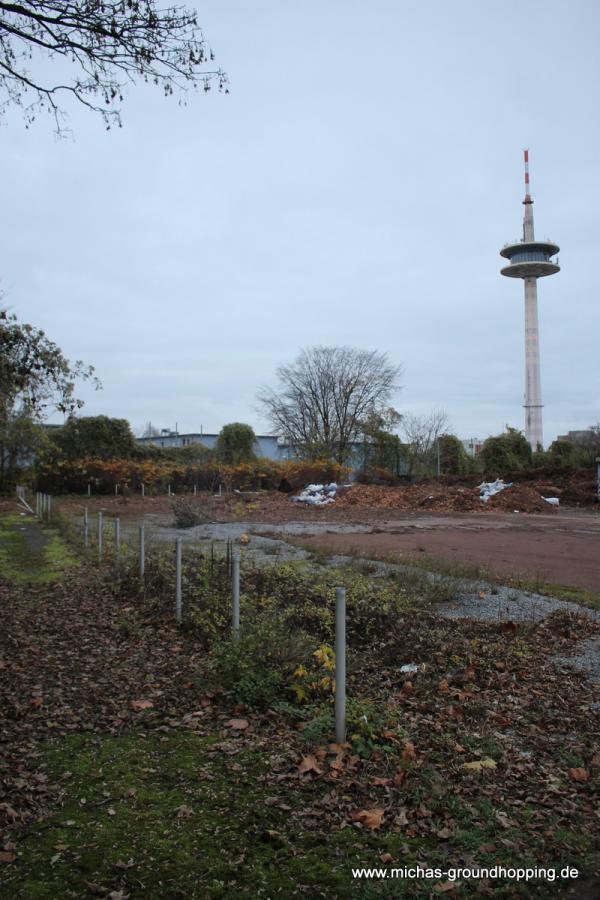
[54,485,600,595]
[293,512,600,594]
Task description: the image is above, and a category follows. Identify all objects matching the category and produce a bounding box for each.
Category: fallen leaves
[129,699,154,711]
[224,718,249,731]
[351,807,385,830]
[569,767,590,783]
[174,805,194,818]
[400,741,417,766]
[460,759,497,773]
[298,755,322,776]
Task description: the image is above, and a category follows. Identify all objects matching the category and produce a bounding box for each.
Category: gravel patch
[552,638,600,685]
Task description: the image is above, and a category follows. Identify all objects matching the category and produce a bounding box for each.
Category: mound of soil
[335,483,483,513]
[485,484,554,513]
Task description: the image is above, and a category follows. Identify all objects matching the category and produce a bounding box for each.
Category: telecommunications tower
[500,150,559,450]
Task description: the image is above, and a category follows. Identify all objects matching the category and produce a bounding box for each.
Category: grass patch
[3,728,590,899]
[2,731,420,899]
[0,514,77,583]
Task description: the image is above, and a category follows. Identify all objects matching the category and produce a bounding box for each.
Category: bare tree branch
[0,0,228,132]
[401,408,450,475]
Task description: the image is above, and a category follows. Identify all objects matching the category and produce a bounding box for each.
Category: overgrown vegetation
[1,510,599,898]
[35,456,350,495]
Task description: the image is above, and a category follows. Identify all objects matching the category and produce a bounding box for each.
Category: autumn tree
[258,346,402,465]
[0,307,99,489]
[0,0,227,131]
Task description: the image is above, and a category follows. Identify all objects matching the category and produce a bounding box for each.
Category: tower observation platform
[500,150,560,451]
[500,240,560,278]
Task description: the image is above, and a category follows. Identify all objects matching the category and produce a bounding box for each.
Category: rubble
[290,483,338,506]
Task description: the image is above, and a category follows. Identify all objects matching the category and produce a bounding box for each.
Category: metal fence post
[47,495,52,519]
[168,483,172,497]
[83,507,89,549]
[335,587,346,744]
[98,511,103,562]
[141,483,145,498]
[232,553,240,639]
[87,483,91,497]
[175,537,182,623]
[115,483,119,496]
[139,524,145,578]
[114,516,121,567]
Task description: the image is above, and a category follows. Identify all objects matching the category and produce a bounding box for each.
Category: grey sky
[2,0,599,445]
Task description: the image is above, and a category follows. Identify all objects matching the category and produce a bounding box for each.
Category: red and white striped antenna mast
[523,149,533,204]
[522,148,535,241]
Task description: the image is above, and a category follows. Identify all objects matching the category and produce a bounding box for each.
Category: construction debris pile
[333,481,565,514]
[290,483,338,506]
[479,479,513,501]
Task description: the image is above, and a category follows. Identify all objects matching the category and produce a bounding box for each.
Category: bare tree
[0,0,227,132]
[401,408,449,475]
[258,346,402,464]
[141,421,160,438]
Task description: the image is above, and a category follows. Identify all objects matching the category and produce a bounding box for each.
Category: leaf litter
[1,550,599,897]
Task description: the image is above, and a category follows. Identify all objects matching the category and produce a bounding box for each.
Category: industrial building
[137,429,292,460]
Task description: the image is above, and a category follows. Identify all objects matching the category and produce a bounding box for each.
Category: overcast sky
[2,0,599,445]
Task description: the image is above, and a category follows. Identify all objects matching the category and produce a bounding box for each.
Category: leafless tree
[141,421,160,438]
[401,408,449,475]
[0,0,227,132]
[258,346,402,464]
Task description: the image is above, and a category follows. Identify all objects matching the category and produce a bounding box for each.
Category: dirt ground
[292,512,600,593]
[46,485,600,595]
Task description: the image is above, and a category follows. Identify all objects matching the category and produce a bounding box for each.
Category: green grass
[2,730,588,899]
[1,731,421,899]
[0,514,77,583]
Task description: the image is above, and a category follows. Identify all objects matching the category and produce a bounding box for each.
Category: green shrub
[201,613,315,707]
[480,427,532,474]
[215,423,257,465]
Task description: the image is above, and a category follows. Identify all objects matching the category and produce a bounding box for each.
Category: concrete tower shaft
[500,150,559,450]
[524,277,543,448]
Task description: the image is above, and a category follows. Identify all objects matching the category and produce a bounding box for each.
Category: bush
[171,497,212,528]
[35,455,350,495]
[201,614,316,707]
[480,427,532,474]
